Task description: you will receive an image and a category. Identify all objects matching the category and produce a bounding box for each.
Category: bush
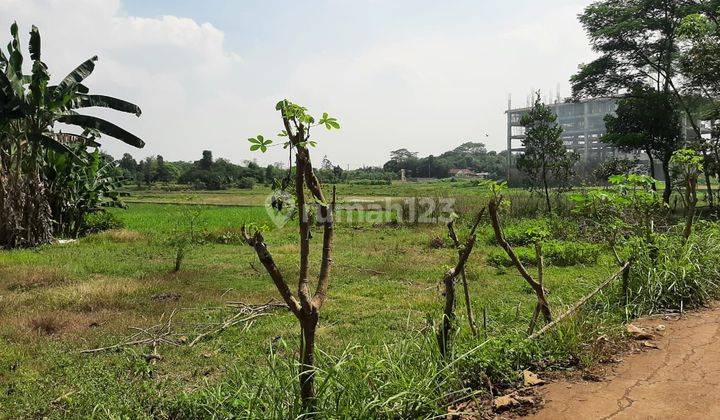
[487,217,580,247]
[486,219,549,246]
[455,337,537,390]
[486,240,601,267]
[544,241,601,267]
[486,246,537,267]
[237,177,256,189]
[626,225,720,315]
[203,227,245,245]
[348,179,391,186]
[81,211,124,235]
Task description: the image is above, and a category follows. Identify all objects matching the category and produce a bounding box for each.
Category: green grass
[0,194,634,418]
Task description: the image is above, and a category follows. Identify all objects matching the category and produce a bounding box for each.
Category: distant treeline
[382,142,508,179]
[115,150,397,190]
[113,142,511,189]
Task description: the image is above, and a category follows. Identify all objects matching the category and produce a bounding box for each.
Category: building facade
[506,98,620,174]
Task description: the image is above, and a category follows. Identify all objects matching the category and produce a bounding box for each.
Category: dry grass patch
[3,309,144,343]
[102,229,144,243]
[0,266,68,291]
[21,310,104,336]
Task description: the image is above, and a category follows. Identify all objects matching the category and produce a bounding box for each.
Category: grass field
[0,184,638,418]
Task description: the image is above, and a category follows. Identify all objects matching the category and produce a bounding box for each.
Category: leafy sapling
[671,149,704,242]
[166,204,204,272]
[242,100,339,411]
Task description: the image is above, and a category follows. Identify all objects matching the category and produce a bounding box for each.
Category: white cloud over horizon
[0,0,596,168]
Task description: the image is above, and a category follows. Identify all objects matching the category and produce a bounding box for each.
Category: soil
[526,303,720,419]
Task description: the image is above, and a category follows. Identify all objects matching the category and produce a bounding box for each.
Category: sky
[0,0,597,168]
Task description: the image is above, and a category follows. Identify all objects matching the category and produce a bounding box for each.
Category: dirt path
[527,304,720,419]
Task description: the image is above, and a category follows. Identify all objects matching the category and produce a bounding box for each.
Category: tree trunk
[488,198,552,326]
[542,166,552,213]
[702,150,714,207]
[438,270,456,359]
[447,219,479,336]
[459,270,478,336]
[662,158,672,204]
[299,313,318,410]
[683,176,698,242]
[647,150,657,191]
[174,248,184,272]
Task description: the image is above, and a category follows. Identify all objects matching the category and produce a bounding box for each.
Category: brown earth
[527,304,720,419]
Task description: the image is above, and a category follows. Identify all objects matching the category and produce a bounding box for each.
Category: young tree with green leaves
[671,148,704,241]
[517,94,569,213]
[242,100,339,411]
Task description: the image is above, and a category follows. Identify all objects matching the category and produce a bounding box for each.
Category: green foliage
[347,178,391,186]
[247,100,340,155]
[516,94,577,210]
[487,240,601,268]
[0,22,143,248]
[592,157,643,183]
[248,135,273,153]
[570,174,666,241]
[671,148,704,175]
[603,87,683,178]
[81,210,124,234]
[165,205,205,272]
[237,176,256,189]
[44,147,126,238]
[165,337,471,419]
[486,218,550,246]
[383,142,509,179]
[626,227,720,315]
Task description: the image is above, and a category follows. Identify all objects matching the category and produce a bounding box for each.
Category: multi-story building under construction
[505,98,619,171]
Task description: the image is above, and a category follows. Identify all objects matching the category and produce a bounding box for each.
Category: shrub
[486,246,537,267]
[486,240,601,267]
[544,241,601,267]
[348,179,391,185]
[203,227,245,245]
[485,217,580,246]
[626,225,720,315]
[486,218,548,246]
[237,177,256,189]
[81,211,125,235]
[455,337,537,390]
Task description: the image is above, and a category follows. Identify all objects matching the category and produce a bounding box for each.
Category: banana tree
[44,145,126,238]
[0,22,144,247]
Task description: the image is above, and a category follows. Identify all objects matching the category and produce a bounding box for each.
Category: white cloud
[0,0,596,168]
[0,0,246,162]
[283,3,595,166]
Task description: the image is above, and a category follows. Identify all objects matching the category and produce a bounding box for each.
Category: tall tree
[573,0,701,203]
[517,94,568,212]
[198,150,213,170]
[603,87,683,201]
[677,6,720,206]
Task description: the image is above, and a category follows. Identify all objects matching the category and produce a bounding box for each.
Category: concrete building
[506,98,621,177]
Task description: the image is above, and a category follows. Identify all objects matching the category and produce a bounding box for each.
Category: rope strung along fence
[528,262,631,340]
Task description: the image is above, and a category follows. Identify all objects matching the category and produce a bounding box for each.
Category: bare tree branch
[241,226,302,317]
[488,198,552,322]
[313,185,336,309]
